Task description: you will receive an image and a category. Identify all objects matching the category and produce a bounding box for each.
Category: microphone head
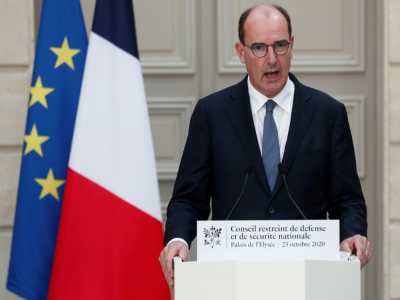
[245,164,253,175]
[278,163,286,175]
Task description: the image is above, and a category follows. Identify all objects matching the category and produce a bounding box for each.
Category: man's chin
[262,85,284,98]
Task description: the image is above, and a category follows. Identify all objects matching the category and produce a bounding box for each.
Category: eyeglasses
[242,41,291,57]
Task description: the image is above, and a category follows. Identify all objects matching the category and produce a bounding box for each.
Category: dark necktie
[262,100,280,192]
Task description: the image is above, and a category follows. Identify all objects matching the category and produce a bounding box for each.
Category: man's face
[235,10,294,98]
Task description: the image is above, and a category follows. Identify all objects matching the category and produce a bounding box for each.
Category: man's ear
[235,42,246,64]
[289,35,294,59]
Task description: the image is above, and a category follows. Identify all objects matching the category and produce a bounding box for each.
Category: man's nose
[264,46,278,64]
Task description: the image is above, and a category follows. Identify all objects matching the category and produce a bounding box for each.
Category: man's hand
[159,241,189,289]
[340,234,371,269]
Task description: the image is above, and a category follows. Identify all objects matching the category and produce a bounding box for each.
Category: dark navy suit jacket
[164,73,367,247]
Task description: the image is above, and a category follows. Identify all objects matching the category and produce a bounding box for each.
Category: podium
[174,257,360,300]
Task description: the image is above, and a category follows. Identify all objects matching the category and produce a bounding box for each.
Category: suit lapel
[226,77,271,196]
[270,73,314,199]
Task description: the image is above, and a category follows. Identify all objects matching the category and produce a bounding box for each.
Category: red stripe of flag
[48,168,169,299]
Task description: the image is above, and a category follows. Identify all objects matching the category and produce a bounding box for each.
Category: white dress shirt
[168,77,295,246]
[248,76,295,160]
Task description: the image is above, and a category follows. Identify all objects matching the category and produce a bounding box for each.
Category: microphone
[226,164,253,220]
[278,163,307,220]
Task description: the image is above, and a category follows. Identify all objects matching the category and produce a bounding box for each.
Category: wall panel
[338,96,366,177]
[389,145,400,221]
[389,227,400,298]
[0,152,21,227]
[0,0,33,66]
[0,96,28,146]
[0,233,22,300]
[148,97,196,180]
[0,1,34,298]
[134,0,196,74]
[218,0,365,73]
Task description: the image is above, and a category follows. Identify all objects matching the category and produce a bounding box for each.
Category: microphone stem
[226,172,250,220]
[282,174,307,220]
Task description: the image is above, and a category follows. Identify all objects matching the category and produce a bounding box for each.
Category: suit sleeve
[163,99,213,247]
[327,103,367,241]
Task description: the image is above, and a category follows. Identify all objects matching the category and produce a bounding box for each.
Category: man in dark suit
[159,4,371,288]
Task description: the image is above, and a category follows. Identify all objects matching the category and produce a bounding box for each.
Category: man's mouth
[264,70,279,78]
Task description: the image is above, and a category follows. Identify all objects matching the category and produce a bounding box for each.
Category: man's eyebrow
[250,42,265,46]
[250,39,289,46]
[274,39,289,44]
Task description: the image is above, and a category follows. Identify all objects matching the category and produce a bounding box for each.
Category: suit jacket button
[269,207,275,214]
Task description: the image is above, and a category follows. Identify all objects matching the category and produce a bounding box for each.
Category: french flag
[48,0,170,299]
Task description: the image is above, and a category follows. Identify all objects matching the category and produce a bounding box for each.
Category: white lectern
[174,258,360,300]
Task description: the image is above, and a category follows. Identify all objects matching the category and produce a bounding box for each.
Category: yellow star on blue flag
[24,124,50,157]
[29,76,54,108]
[35,169,65,200]
[50,37,81,70]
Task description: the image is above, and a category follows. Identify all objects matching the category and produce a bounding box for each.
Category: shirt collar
[248,76,294,115]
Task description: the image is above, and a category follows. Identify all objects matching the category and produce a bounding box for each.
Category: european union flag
[7,0,87,299]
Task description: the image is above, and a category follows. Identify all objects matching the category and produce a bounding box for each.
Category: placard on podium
[174,220,360,300]
[174,257,360,300]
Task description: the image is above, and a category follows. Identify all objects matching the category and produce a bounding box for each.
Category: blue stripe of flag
[92,0,139,59]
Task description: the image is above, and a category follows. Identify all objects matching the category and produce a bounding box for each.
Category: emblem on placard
[203,226,222,248]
